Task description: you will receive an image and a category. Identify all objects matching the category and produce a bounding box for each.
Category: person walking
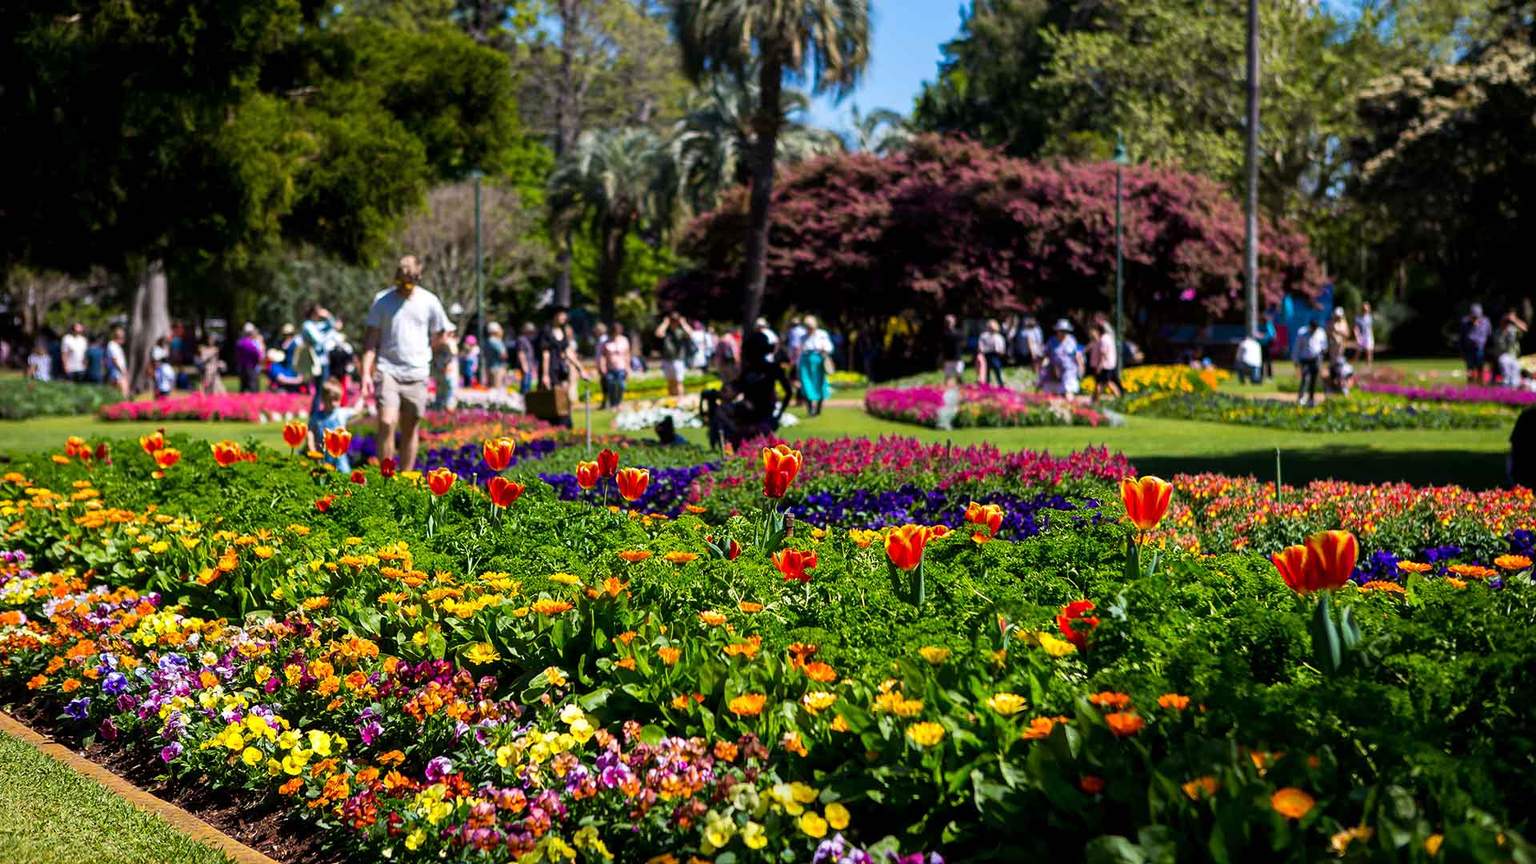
[1293,319,1325,406]
[940,315,966,387]
[106,327,129,397]
[1461,304,1492,385]
[299,303,336,413]
[977,319,1008,387]
[85,335,105,384]
[597,322,632,409]
[1236,331,1263,384]
[540,306,586,421]
[430,325,460,410]
[655,312,694,398]
[361,255,450,473]
[1039,319,1083,397]
[197,334,225,394]
[1354,303,1375,370]
[1496,310,1527,387]
[26,340,52,382]
[797,315,834,416]
[514,323,539,396]
[234,324,265,393]
[60,323,88,383]
[484,322,509,389]
[1090,320,1122,400]
[1258,313,1278,380]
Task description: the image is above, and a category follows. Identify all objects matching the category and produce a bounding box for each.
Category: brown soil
[5,696,347,864]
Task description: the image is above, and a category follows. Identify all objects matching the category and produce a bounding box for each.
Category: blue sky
[804,1,965,132]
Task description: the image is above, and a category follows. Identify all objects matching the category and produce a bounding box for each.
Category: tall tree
[672,0,871,329]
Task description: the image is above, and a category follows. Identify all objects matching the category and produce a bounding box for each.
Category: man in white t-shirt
[106,327,129,396]
[361,255,450,472]
[60,323,89,383]
[1237,333,1262,384]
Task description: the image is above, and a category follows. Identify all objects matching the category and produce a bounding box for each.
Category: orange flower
[282,420,307,450]
[618,550,652,563]
[1396,561,1433,574]
[482,437,516,472]
[728,693,767,716]
[773,548,819,583]
[738,601,763,613]
[1270,787,1315,820]
[615,467,650,502]
[663,551,700,565]
[531,598,574,615]
[1182,776,1220,799]
[1447,563,1498,579]
[1120,475,1173,531]
[211,440,244,467]
[153,448,181,469]
[575,461,601,490]
[1088,691,1132,709]
[762,445,803,499]
[315,495,336,513]
[698,610,727,627]
[426,468,456,496]
[1020,716,1060,740]
[324,428,353,460]
[1361,580,1406,594]
[801,661,837,683]
[596,447,619,478]
[1495,554,1532,572]
[1079,775,1105,794]
[1157,693,1190,711]
[885,524,934,571]
[1272,530,1358,594]
[964,502,1004,537]
[139,430,165,455]
[657,646,681,665]
[1104,711,1144,737]
[487,477,525,508]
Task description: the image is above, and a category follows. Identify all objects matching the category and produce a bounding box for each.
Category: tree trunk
[741,61,784,332]
[127,259,170,393]
[597,219,629,327]
[550,0,581,309]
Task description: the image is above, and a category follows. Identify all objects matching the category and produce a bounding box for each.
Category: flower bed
[865,384,1106,428]
[2,437,1535,862]
[0,378,125,420]
[1087,363,1229,395]
[1120,390,1513,431]
[100,392,312,423]
[1359,381,1536,408]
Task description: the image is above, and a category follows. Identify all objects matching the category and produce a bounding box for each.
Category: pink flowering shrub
[865,384,1106,428]
[100,392,311,423]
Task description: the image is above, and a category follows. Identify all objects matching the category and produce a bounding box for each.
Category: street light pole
[1114,132,1128,378]
[470,169,486,386]
[1243,0,1261,334]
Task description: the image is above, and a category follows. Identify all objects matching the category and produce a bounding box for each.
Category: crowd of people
[938,312,1131,403]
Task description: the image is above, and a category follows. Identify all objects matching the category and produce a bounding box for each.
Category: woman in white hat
[1039,318,1083,396]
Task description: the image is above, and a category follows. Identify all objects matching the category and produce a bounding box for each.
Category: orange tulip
[772,548,818,583]
[482,437,516,472]
[762,445,803,499]
[596,447,619,478]
[615,467,650,502]
[211,440,244,467]
[964,502,1004,537]
[153,448,181,469]
[427,467,456,496]
[324,428,353,460]
[282,420,306,450]
[1120,475,1173,531]
[487,476,525,508]
[885,524,938,572]
[1271,530,1358,594]
[139,431,165,455]
[575,461,601,490]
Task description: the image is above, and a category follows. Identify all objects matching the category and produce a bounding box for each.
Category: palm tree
[673,0,870,330]
[846,104,911,154]
[550,127,682,326]
[675,75,843,212]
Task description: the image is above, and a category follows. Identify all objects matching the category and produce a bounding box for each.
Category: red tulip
[93,442,111,465]
[1272,530,1358,594]
[885,524,939,572]
[1056,599,1099,649]
[211,440,244,467]
[773,548,818,583]
[282,420,306,450]
[139,431,165,455]
[487,476,526,508]
[596,447,619,478]
[575,461,601,490]
[315,494,336,513]
[153,448,181,469]
[324,428,353,460]
[615,467,650,502]
[1121,475,1173,531]
[427,467,456,496]
[762,444,803,499]
[350,469,366,485]
[482,437,516,472]
[379,457,397,479]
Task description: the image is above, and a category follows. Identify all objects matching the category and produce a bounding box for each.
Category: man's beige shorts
[377,374,428,424]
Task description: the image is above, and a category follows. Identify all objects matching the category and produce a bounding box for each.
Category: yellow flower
[799,811,829,839]
[824,802,850,831]
[802,691,838,715]
[148,540,170,554]
[464,642,500,665]
[405,828,426,851]
[986,692,1027,716]
[917,645,950,665]
[543,666,568,687]
[1036,631,1077,657]
[741,821,768,850]
[241,747,263,767]
[549,572,581,585]
[905,721,945,748]
[1425,834,1443,857]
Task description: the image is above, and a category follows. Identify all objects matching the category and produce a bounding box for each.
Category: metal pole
[1243,0,1260,334]
[473,171,486,386]
[1114,132,1125,377]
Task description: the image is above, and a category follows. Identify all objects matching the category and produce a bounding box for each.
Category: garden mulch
[1,701,344,864]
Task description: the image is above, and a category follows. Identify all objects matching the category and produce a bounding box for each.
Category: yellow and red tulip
[616,467,650,502]
[885,524,942,572]
[762,445,803,499]
[139,430,165,456]
[211,440,244,468]
[1056,599,1099,650]
[1272,530,1358,594]
[575,461,601,490]
[487,476,525,508]
[965,502,1004,539]
[773,548,818,583]
[482,437,515,472]
[281,420,306,450]
[324,428,352,460]
[426,467,456,497]
[153,448,181,470]
[1121,475,1173,531]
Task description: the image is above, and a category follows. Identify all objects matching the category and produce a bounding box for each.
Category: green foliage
[0,379,124,421]
[1120,391,1514,432]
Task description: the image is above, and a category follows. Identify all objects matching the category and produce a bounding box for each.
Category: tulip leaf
[1310,592,1342,674]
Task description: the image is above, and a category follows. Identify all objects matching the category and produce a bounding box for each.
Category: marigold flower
[282,420,306,450]
[1121,475,1173,531]
[1020,716,1061,740]
[1056,600,1099,650]
[1330,826,1374,856]
[1157,693,1190,711]
[698,610,727,626]
[762,445,804,499]
[426,467,455,496]
[1447,563,1498,579]
[575,461,601,490]
[324,428,352,460]
[1182,776,1219,799]
[531,598,573,615]
[657,646,681,665]
[773,548,818,583]
[1361,580,1406,594]
[487,477,525,508]
[987,692,1027,716]
[1088,691,1132,709]
[802,691,838,714]
[663,551,699,565]
[1270,787,1315,820]
[1496,554,1531,571]
[738,601,764,613]
[801,661,837,683]
[1105,711,1144,737]
[918,646,950,665]
[1425,834,1443,856]
[482,437,515,472]
[615,467,650,502]
[905,721,945,748]
[728,693,767,716]
[618,550,651,563]
[1396,561,1433,574]
[464,642,500,665]
[596,447,619,478]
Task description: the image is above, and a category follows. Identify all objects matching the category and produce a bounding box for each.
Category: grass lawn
[0,732,231,864]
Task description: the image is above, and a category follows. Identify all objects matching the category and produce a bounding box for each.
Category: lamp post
[1114,132,1129,378]
[1242,0,1260,334]
[470,168,486,386]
